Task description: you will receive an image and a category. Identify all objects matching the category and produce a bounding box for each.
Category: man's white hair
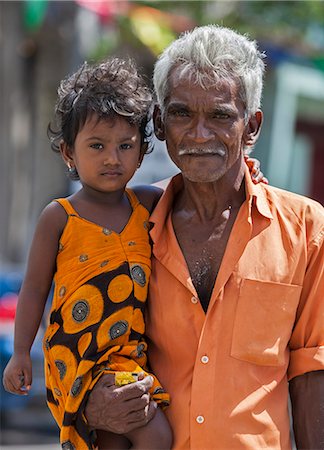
[153,25,266,117]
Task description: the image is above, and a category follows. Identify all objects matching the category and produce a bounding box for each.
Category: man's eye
[212,112,230,119]
[120,143,132,150]
[90,143,104,150]
[169,109,189,117]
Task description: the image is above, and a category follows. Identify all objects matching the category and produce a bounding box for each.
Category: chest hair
[173,207,239,311]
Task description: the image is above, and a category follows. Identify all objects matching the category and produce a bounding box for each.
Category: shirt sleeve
[288,227,324,380]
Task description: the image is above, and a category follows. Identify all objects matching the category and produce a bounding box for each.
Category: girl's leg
[125,408,172,450]
[96,430,131,450]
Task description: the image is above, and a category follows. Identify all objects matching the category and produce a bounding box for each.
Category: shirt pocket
[231,278,302,366]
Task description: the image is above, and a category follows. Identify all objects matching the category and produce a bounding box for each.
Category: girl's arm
[132,185,163,214]
[2,201,67,395]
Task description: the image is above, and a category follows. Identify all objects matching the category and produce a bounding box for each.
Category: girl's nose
[103,148,120,166]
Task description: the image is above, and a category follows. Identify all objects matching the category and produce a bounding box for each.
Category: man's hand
[85,373,157,434]
[245,156,269,185]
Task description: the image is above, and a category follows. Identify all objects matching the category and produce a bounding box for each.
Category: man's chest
[172,210,238,309]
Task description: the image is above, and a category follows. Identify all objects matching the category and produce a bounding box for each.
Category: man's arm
[289,370,324,450]
[85,373,157,433]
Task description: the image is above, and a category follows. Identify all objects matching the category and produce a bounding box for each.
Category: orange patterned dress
[43,189,169,450]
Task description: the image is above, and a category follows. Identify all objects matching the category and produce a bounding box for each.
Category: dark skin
[2,115,172,450]
[156,71,260,313]
[85,70,323,449]
[289,371,324,450]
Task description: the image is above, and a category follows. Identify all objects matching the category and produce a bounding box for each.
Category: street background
[1,0,323,447]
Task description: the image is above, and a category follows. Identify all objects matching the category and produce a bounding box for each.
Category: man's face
[155,68,253,183]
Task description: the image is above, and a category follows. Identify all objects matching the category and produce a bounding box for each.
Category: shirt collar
[243,164,273,219]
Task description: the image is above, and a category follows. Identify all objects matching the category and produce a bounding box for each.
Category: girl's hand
[245,156,269,185]
[2,353,32,395]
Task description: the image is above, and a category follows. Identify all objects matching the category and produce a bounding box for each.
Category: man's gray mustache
[178,148,226,157]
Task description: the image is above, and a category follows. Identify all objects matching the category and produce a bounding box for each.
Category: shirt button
[196,415,205,424]
[201,355,209,364]
[191,296,199,304]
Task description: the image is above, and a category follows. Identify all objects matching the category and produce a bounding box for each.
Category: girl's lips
[101,171,122,176]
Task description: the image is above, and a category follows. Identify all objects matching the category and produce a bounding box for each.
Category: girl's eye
[90,143,104,150]
[120,143,132,150]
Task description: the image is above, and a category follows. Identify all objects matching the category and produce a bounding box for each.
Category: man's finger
[127,400,157,425]
[123,393,150,412]
[118,376,153,401]
[95,373,115,388]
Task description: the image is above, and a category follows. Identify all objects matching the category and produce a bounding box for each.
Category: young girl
[3,58,172,450]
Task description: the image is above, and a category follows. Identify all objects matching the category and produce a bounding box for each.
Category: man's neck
[175,161,246,222]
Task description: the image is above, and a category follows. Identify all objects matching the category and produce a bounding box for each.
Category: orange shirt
[146,167,324,450]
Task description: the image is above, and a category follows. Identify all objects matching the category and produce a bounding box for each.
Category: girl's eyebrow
[85,134,138,142]
[84,135,105,142]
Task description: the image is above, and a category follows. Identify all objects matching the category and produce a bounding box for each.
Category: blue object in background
[0,272,47,420]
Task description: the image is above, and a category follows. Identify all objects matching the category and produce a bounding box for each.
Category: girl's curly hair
[48,57,154,180]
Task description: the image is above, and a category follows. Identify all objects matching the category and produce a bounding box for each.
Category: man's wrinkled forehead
[166,63,241,97]
[164,64,242,107]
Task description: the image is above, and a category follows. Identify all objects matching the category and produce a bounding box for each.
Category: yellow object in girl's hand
[115,372,139,386]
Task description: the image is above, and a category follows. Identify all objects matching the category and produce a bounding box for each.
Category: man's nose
[187,118,214,143]
[103,148,120,165]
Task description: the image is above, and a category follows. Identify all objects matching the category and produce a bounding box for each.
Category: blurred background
[1,0,324,447]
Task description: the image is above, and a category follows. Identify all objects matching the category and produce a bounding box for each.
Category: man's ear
[60,140,74,168]
[243,110,263,148]
[153,105,166,141]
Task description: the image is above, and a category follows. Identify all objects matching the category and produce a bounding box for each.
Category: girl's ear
[243,110,263,148]
[60,140,74,168]
[153,105,166,141]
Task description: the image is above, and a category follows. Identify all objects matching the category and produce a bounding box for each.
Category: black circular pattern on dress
[55,359,67,380]
[136,343,145,357]
[72,300,89,323]
[71,376,83,397]
[130,265,146,287]
[109,320,128,340]
[62,441,76,450]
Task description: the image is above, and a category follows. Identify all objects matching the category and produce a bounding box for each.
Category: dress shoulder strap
[125,188,140,209]
[54,198,79,216]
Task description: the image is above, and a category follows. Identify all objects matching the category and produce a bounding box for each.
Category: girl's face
[63,115,142,194]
